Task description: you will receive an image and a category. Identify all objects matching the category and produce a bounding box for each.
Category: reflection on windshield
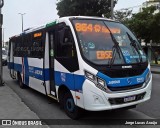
[104,21,147,64]
[73,19,147,65]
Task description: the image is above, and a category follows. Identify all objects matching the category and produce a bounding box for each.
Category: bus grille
[108,83,144,92]
[102,68,146,78]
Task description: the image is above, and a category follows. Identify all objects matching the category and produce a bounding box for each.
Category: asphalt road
[135,73,160,119]
[2,66,160,128]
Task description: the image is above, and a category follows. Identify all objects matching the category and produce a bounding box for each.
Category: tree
[124,6,160,45]
[114,9,132,22]
[56,0,117,17]
[150,12,160,44]
[124,6,160,64]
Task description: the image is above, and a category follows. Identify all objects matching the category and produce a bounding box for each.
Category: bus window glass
[72,19,147,65]
[31,37,44,58]
[12,33,44,58]
[104,21,147,63]
[56,28,74,58]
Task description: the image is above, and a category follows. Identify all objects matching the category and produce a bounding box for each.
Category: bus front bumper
[82,76,152,111]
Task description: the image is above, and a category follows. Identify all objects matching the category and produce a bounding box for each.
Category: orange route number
[96,51,112,59]
[75,23,120,34]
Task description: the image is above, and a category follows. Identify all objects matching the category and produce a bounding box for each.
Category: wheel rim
[66,98,74,112]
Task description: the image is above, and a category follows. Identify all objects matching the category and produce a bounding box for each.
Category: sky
[2,0,147,42]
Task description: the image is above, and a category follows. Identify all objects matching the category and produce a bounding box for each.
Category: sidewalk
[0,84,49,128]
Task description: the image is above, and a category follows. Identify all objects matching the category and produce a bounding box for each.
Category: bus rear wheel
[63,91,81,120]
[18,73,25,89]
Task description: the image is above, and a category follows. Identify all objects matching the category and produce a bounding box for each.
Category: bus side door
[48,30,56,96]
[54,23,79,92]
[9,41,16,78]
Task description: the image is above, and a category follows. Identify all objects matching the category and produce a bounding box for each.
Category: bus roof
[10,16,117,40]
[59,16,115,21]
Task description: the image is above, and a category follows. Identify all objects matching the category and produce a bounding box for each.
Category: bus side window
[31,32,44,58]
[57,27,74,58]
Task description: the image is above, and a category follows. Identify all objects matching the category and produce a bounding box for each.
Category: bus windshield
[72,19,147,65]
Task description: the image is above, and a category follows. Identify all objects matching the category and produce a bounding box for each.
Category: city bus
[8,16,152,119]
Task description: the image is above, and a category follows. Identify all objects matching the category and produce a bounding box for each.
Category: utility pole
[18,13,26,32]
[111,0,114,19]
[0,0,4,86]
[2,27,4,47]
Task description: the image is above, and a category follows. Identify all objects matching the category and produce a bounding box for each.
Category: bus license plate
[124,96,136,102]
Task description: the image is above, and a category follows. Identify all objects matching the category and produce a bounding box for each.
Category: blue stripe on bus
[74,75,85,90]
[28,66,45,81]
[44,69,50,81]
[8,62,85,90]
[8,62,14,69]
[8,62,45,81]
[54,71,85,90]
[54,71,74,90]
[97,68,149,88]
[8,62,149,89]
[24,57,29,86]
[14,63,22,73]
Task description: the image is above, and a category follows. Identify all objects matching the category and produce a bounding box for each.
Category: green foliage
[56,0,117,17]
[114,9,132,22]
[124,6,160,44]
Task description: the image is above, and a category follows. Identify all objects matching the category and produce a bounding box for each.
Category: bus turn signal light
[76,96,80,100]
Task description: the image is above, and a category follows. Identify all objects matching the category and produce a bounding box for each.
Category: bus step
[47,94,57,101]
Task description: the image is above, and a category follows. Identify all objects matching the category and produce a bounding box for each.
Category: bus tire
[63,91,81,120]
[18,73,25,89]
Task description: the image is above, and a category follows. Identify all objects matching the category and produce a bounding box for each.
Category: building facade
[140,0,160,13]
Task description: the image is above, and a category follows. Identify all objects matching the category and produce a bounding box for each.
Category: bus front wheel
[63,91,82,120]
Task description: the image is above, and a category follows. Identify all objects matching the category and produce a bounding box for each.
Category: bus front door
[49,31,57,97]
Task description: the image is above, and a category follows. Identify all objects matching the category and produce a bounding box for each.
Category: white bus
[8,16,152,119]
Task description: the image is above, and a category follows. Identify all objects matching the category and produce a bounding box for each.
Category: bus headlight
[145,71,151,85]
[85,71,96,83]
[85,71,106,88]
[97,78,105,87]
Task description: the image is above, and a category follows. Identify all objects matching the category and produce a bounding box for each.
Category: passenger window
[56,27,75,58]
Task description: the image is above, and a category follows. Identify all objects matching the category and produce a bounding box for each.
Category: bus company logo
[137,77,144,83]
[108,80,120,85]
[122,50,130,56]
[122,65,132,69]
[127,78,132,84]
[2,120,11,126]
[61,73,66,82]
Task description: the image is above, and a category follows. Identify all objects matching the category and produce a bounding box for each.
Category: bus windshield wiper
[104,26,125,67]
[126,32,142,64]
[108,36,122,67]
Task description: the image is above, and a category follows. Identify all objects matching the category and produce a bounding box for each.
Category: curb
[151,71,160,74]
[151,64,160,67]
